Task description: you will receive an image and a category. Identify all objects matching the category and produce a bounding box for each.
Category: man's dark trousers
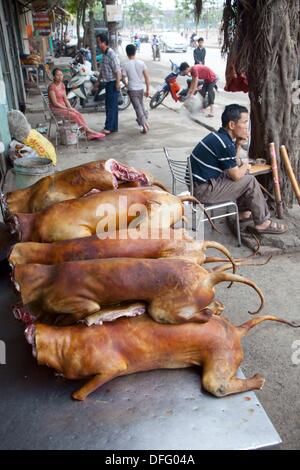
[105,80,119,132]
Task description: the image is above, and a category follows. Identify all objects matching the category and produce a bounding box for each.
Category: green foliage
[125,0,158,28]
[173,0,194,28]
[64,0,103,16]
[94,1,104,21]
[173,0,222,29]
[64,0,82,15]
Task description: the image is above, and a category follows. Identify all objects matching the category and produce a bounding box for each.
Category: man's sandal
[248,220,287,235]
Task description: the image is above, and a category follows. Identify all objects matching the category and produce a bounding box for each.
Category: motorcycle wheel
[150,90,168,109]
[69,96,79,108]
[118,89,131,111]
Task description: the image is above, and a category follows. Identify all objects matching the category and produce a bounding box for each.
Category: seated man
[190,104,287,235]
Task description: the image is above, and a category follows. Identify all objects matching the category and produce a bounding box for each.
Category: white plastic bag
[9,139,38,164]
[183,94,202,115]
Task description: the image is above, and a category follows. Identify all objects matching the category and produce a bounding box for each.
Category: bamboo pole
[269,142,284,219]
[280,145,300,206]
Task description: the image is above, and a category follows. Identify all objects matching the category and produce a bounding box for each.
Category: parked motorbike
[66,62,130,112]
[150,61,204,109]
[54,40,77,58]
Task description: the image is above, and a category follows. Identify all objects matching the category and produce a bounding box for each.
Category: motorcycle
[54,39,77,58]
[66,62,130,112]
[150,61,205,109]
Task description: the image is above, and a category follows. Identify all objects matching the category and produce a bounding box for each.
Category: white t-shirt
[122,59,146,91]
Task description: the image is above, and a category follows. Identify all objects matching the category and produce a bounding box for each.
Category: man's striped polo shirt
[190,127,238,183]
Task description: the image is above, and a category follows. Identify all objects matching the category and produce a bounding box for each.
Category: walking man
[96,33,122,134]
[189,104,287,235]
[122,44,150,134]
[179,62,217,117]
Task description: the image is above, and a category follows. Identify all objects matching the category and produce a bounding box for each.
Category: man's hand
[227,162,251,182]
[144,90,150,98]
[236,138,248,146]
[236,135,249,146]
[115,82,121,91]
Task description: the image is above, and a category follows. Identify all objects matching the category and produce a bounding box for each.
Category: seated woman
[48,68,104,141]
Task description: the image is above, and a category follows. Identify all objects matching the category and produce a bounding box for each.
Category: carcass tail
[151,181,170,192]
[238,315,300,337]
[208,272,264,315]
[209,255,272,273]
[178,195,219,232]
[202,241,236,275]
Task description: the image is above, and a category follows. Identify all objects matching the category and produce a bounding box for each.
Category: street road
[119,41,249,106]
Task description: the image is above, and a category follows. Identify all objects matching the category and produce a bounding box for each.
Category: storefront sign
[32,10,51,36]
[106,5,122,22]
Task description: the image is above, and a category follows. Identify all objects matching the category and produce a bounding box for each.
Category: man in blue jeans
[96,33,121,134]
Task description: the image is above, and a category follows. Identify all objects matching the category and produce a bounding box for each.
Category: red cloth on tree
[224,62,249,93]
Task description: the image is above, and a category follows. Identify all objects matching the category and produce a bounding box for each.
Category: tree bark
[247,1,300,206]
[105,0,118,50]
[88,7,97,70]
[76,1,84,49]
[220,0,300,207]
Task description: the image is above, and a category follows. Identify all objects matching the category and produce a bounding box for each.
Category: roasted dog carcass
[10,188,201,242]
[25,314,297,400]
[2,159,167,215]
[13,258,264,324]
[9,228,235,270]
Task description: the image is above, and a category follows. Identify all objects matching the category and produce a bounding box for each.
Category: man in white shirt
[122,44,150,134]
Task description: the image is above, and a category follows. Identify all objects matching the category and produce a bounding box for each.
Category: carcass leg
[72,370,125,401]
[44,297,101,321]
[72,374,110,401]
[202,363,265,397]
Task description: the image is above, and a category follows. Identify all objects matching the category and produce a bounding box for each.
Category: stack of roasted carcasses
[2,158,294,401]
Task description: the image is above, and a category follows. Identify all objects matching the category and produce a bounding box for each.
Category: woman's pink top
[48,82,66,108]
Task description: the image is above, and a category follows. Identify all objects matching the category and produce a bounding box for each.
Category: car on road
[140,33,149,43]
[160,32,187,53]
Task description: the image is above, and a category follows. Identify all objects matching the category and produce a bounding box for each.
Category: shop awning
[16,1,61,13]
[17,1,73,21]
[53,5,73,21]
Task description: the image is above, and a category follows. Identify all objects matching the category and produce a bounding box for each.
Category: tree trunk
[248,1,300,206]
[105,0,118,50]
[89,7,97,70]
[76,1,83,49]
[220,0,300,207]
